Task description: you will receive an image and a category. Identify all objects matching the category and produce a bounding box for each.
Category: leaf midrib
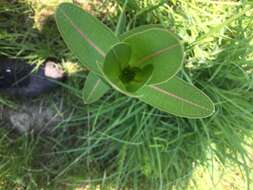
[60,9,106,58]
[137,43,181,64]
[86,79,102,101]
[150,85,211,111]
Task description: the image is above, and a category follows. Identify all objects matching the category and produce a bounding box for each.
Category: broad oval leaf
[55,3,119,75]
[123,28,184,85]
[137,76,215,118]
[83,72,110,104]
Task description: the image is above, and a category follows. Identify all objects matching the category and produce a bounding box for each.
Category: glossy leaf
[123,28,184,84]
[137,76,215,118]
[83,72,110,104]
[55,3,119,75]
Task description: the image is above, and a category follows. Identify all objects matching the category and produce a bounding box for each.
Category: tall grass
[0,0,253,189]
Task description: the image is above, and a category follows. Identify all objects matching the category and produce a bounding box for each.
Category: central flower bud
[119,66,141,83]
[104,42,153,93]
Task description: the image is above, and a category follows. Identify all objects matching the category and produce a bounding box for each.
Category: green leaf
[55,3,119,74]
[123,28,184,84]
[103,42,131,92]
[137,77,215,118]
[120,24,163,40]
[83,72,110,104]
[103,42,153,93]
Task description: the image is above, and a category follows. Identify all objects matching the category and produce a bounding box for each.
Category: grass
[0,0,253,189]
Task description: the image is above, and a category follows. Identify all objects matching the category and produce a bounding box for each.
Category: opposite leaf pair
[55,3,215,118]
[104,27,183,95]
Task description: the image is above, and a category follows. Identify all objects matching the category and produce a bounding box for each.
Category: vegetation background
[0,0,253,189]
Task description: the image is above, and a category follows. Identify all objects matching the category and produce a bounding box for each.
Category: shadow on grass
[0,0,69,61]
[0,1,252,190]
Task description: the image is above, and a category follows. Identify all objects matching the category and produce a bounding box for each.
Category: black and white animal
[0,58,65,97]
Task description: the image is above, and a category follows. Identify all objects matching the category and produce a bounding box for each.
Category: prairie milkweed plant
[55,3,215,119]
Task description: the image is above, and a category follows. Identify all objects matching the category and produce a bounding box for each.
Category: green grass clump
[0,0,253,189]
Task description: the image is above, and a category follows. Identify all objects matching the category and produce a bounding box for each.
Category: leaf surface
[83,72,110,104]
[103,42,131,92]
[123,28,183,84]
[137,76,215,118]
[120,24,163,40]
[103,42,153,93]
[55,3,119,74]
